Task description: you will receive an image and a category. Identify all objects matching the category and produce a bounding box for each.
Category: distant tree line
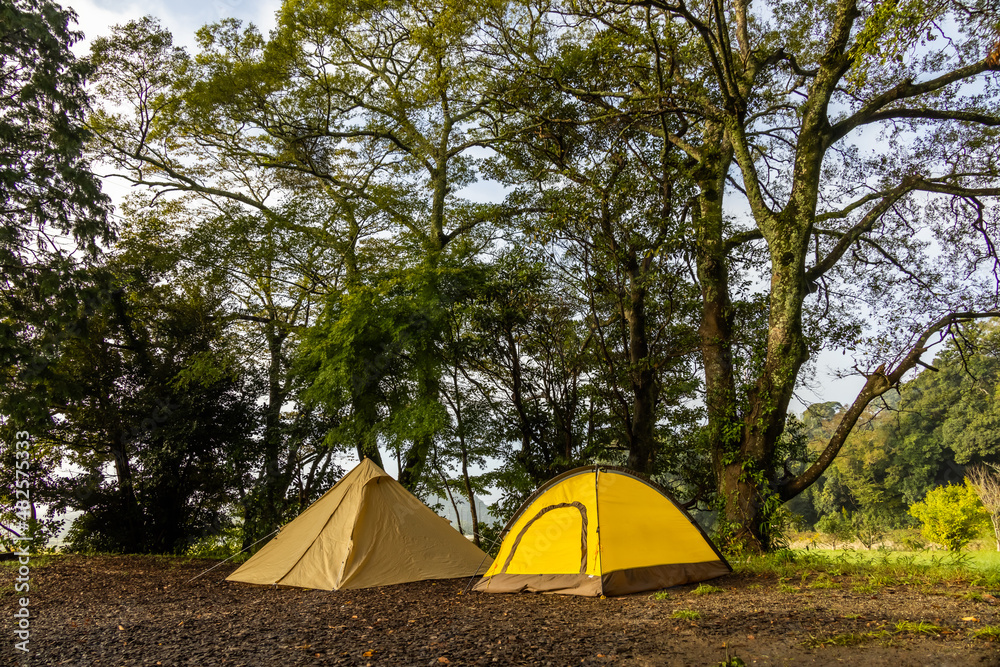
[788,323,1000,546]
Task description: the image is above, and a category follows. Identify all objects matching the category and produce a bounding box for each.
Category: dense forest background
[2,0,999,556]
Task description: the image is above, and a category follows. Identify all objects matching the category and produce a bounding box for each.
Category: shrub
[908,482,990,551]
[816,510,854,549]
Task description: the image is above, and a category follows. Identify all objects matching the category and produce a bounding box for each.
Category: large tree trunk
[397,156,450,491]
[625,266,659,474]
[342,207,385,468]
[109,431,143,549]
[691,135,751,548]
[242,319,294,550]
[721,213,811,552]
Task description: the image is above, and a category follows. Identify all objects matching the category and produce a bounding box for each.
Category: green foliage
[184,523,244,560]
[894,620,943,635]
[909,482,991,551]
[815,510,854,549]
[0,0,111,258]
[802,324,1000,539]
[692,584,724,595]
[0,515,63,553]
[972,626,1000,641]
[0,0,113,497]
[671,609,700,619]
[28,233,262,555]
[776,579,798,594]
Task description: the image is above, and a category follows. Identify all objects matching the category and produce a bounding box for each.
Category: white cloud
[66,0,279,53]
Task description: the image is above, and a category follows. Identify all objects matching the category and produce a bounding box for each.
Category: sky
[66,0,279,52]
[62,0,872,417]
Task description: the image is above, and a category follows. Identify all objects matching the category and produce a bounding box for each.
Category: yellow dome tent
[473,466,730,596]
[227,458,492,590]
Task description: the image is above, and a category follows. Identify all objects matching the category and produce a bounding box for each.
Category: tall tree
[489,50,704,475]
[0,0,112,422]
[0,0,113,544]
[87,18,381,544]
[458,249,600,486]
[0,0,110,262]
[37,244,256,554]
[87,1,533,490]
[534,0,1000,551]
[121,194,344,548]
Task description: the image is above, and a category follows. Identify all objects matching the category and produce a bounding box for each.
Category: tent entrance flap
[500,502,588,575]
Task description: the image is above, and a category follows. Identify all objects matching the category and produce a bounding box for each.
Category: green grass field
[798,548,1000,570]
[732,547,1000,589]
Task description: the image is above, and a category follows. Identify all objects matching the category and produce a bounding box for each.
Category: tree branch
[828,58,996,146]
[780,310,1000,500]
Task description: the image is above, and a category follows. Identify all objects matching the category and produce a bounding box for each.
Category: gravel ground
[3,555,1000,666]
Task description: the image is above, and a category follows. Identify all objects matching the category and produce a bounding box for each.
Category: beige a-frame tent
[227,458,492,590]
[474,466,730,596]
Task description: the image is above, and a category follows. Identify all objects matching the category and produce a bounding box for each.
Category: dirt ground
[3,555,1000,666]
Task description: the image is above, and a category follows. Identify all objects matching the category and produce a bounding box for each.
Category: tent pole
[594,467,603,596]
[462,530,504,594]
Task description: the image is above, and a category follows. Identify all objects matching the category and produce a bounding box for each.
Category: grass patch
[776,578,797,594]
[649,590,671,601]
[734,548,1000,592]
[716,656,746,667]
[807,573,840,589]
[972,626,1000,641]
[672,609,701,620]
[805,630,891,648]
[808,619,947,646]
[692,583,724,595]
[0,554,63,570]
[964,591,985,602]
[894,620,943,635]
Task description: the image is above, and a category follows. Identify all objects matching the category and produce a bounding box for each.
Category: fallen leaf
[747,634,755,640]
[117,625,125,631]
[438,658,450,664]
[363,651,374,657]
[963,617,980,622]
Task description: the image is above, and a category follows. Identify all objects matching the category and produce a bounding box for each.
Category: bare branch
[781,310,1000,500]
